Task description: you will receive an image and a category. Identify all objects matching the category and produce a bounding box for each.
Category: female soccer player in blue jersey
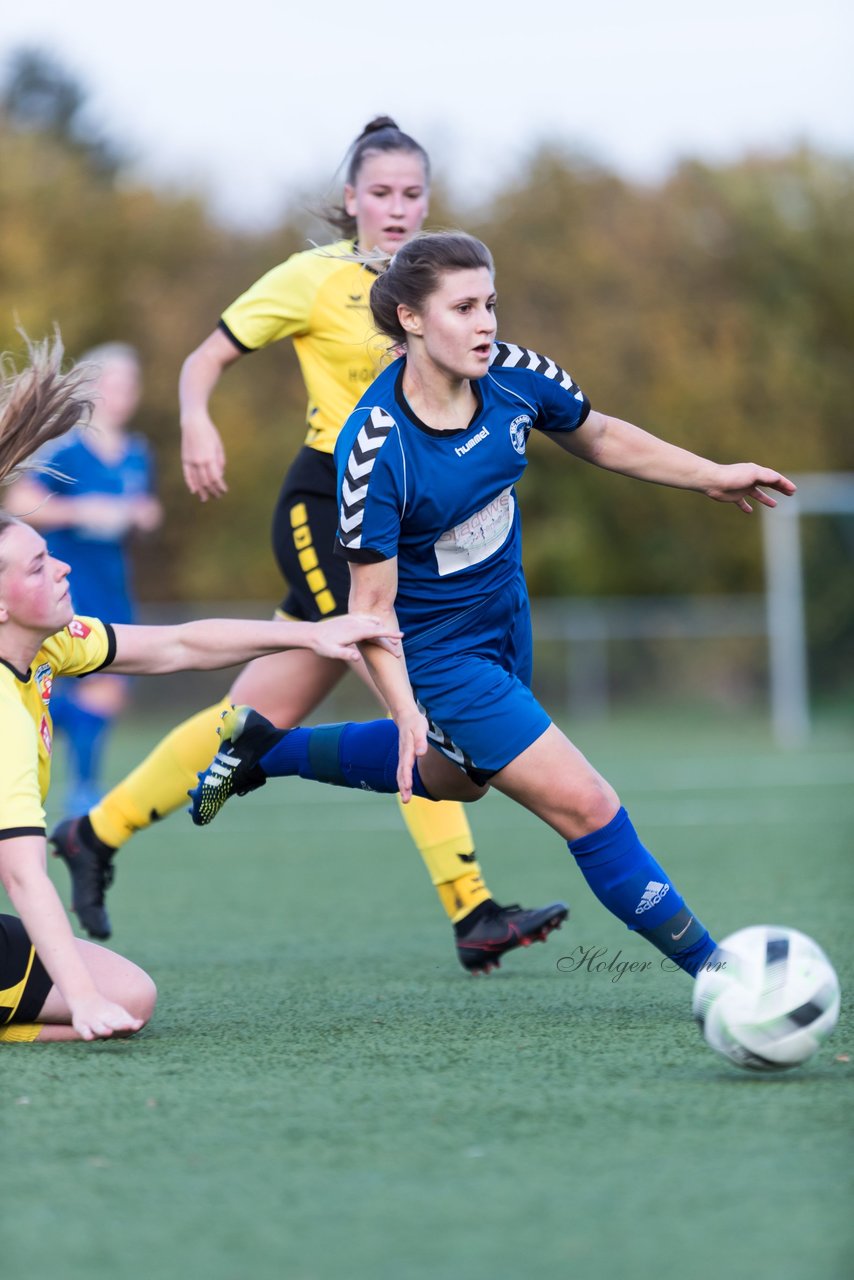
[190,231,797,977]
[0,335,399,1042]
[8,344,162,813]
[53,122,566,972]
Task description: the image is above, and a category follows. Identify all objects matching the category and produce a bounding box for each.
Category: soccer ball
[692,926,841,1072]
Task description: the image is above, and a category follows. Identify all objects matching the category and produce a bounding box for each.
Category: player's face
[94,357,141,429]
[0,523,73,635]
[406,267,498,381]
[345,151,429,255]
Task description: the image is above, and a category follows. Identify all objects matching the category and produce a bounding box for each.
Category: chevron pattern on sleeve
[490,341,583,397]
[338,407,396,550]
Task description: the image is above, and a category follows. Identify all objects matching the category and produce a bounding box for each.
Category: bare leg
[228,641,383,721]
[488,723,620,840]
[478,724,714,974]
[416,748,492,803]
[34,939,157,1041]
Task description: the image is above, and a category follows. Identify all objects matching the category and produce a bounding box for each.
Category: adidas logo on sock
[634,880,670,914]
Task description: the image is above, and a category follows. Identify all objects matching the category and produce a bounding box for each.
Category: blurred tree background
[2,49,852,694]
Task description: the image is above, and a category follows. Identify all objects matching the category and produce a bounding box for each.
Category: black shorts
[271,446,351,621]
[0,914,52,1024]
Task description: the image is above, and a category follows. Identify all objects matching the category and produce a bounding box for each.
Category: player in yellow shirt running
[52,118,567,971]
[0,334,399,1042]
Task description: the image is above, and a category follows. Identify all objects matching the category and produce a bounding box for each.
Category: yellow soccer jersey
[0,618,115,837]
[219,240,395,455]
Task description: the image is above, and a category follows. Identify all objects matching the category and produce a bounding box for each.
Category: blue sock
[259,720,434,799]
[51,694,111,795]
[568,806,717,976]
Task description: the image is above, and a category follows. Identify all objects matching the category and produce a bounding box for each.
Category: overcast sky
[2,0,851,228]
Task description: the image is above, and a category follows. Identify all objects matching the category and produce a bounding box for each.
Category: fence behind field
[129,593,775,730]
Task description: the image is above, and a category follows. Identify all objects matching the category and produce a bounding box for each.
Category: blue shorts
[403,577,551,783]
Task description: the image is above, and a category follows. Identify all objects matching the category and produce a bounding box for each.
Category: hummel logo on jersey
[454,426,489,458]
[634,880,670,914]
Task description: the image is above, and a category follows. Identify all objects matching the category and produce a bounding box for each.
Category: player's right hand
[70,995,145,1042]
[310,614,403,662]
[181,415,228,502]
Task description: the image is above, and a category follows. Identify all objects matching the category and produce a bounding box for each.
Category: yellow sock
[435,871,492,923]
[397,795,492,923]
[0,1022,42,1043]
[90,696,233,849]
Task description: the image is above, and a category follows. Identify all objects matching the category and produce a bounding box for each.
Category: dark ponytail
[324,116,430,239]
[369,232,494,345]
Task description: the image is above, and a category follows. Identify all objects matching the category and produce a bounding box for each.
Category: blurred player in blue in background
[191,231,797,979]
[7,344,162,812]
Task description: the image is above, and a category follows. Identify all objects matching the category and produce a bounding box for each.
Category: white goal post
[762,472,854,746]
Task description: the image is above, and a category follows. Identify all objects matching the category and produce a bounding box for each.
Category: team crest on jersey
[34,662,53,704]
[509,414,532,455]
[67,619,91,640]
[39,714,52,755]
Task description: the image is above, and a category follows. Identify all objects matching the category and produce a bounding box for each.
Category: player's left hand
[705,465,797,513]
[70,994,145,1042]
[396,709,429,802]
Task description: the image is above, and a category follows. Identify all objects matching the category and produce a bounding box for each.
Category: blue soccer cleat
[188,705,283,826]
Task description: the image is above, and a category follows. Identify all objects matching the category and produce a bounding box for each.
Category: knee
[126,970,158,1027]
[571,776,621,837]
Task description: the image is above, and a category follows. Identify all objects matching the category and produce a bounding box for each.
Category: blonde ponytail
[0,330,93,488]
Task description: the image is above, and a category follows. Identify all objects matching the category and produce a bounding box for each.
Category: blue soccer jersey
[335,342,590,642]
[38,433,154,624]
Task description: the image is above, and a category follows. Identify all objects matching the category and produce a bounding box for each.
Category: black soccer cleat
[454,899,570,974]
[49,816,116,940]
[189,705,281,826]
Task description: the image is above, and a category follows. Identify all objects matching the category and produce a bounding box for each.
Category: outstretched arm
[109,613,402,676]
[559,410,796,513]
[6,476,162,538]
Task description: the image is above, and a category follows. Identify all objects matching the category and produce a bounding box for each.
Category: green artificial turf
[2,707,852,1280]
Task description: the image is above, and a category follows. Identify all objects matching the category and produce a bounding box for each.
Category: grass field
[3,705,853,1280]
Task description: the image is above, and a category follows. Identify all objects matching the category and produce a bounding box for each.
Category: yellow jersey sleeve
[0,619,114,834]
[218,242,395,454]
[220,251,320,351]
[40,617,115,678]
[0,699,45,836]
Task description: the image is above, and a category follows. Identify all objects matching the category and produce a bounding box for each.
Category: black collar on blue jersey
[393,362,484,437]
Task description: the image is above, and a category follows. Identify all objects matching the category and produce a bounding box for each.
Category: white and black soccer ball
[692,926,841,1072]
